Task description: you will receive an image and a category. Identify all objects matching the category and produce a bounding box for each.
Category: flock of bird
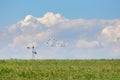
[46,37,68,47]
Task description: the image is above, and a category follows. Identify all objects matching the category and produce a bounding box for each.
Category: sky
[0,0,120,59]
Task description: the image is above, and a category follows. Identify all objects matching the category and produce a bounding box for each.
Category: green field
[0,59,120,80]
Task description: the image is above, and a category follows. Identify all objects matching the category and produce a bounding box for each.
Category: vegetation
[0,59,120,80]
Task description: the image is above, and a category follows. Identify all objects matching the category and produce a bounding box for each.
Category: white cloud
[8,24,18,32]
[37,12,68,26]
[9,29,53,48]
[101,23,120,43]
[58,19,98,30]
[1,12,120,59]
[36,29,53,41]
[9,35,34,48]
[20,15,38,27]
[17,12,68,28]
[99,21,120,55]
[76,40,99,48]
[8,12,68,34]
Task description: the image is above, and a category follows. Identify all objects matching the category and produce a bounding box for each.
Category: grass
[0,59,120,80]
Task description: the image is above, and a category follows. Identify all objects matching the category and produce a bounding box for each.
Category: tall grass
[0,59,120,80]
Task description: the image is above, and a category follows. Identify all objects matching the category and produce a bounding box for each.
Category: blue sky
[0,0,120,59]
[0,0,120,27]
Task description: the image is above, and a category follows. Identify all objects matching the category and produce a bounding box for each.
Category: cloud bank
[0,12,120,59]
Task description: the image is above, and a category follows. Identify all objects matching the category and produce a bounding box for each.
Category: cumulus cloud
[9,29,53,48]
[100,22,120,54]
[101,25,120,43]
[37,12,68,26]
[1,12,120,59]
[9,34,34,48]
[20,15,37,27]
[76,40,99,48]
[7,12,68,49]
